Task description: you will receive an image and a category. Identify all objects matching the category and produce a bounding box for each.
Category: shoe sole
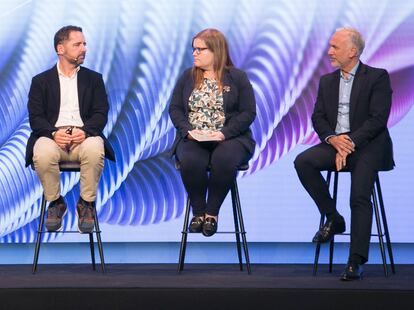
[202,231,216,237]
[202,226,218,237]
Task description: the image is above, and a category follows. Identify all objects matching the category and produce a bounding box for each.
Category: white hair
[335,27,365,56]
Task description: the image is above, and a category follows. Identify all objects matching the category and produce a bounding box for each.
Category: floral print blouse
[188,78,225,131]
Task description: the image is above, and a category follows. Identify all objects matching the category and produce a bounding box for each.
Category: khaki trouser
[33,136,105,202]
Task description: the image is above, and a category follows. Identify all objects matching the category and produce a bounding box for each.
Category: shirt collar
[57,61,80,78]
[340,61,360,81]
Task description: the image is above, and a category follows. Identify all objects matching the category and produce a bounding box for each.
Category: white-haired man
[294,28,394,280]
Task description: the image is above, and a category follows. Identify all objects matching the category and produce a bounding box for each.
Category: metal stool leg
[313,243,321,276]
[178,198,191,273]
[233,180,251,274]
[372,184,388,277]
[33,194,47,274]
[89,233,96,271]
[329,238,334,273]
[93,205,106,273]
[314,171,337,275]
[313,215,325,276]
[328,172,339,273]
[375,176,396,274]
[231,182,243,271]
[332,171,339,204]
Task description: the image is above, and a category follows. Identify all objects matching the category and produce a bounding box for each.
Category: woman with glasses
[169,28,256,237]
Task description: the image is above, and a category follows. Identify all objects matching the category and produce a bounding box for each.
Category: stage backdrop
[0,0,413,243]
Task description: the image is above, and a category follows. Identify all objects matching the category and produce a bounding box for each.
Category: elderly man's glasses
[192,47,209,54]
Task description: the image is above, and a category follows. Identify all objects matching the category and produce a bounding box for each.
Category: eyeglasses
[192,47,209,54]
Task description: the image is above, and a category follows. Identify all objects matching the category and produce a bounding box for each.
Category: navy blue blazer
[26,65,115,166]
[169,67,256,155]
[312,62,394,170]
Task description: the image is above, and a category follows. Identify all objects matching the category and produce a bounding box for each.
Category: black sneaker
[45,197,67,232]
[76,198,95,233]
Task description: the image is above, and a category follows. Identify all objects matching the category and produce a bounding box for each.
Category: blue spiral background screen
[0,0,413,244]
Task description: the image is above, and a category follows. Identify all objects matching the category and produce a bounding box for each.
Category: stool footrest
[37,230,102,234]
[183,230,246,234]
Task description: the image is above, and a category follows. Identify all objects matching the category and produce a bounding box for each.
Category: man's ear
[350,46,358,58]
[56,44,64,55]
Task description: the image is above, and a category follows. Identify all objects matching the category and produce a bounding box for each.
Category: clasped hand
[329,135,355,171]
[187,129,225,141]
[54,128,86,150]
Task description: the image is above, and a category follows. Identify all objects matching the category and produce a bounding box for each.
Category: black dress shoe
[312,215,345,243]
[340,261,363,281]
[202,217,218,237]
[189,216,204,233]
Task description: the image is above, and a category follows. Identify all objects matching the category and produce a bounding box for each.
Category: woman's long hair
[192,28,234,90]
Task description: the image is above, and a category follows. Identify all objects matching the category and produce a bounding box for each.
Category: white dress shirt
[54,62,84,127]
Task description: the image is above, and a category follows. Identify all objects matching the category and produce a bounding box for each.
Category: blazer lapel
[349,63,366,125]
[77,67,87,114]
[48,65,60,113]
[327,70,340,124]
[183,77,194,117]
[222,71,232,111]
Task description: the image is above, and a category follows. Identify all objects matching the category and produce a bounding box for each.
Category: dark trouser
[176,139,252,217]
[294,143,377,263]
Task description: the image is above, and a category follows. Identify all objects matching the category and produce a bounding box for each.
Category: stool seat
[174,162,249,172]
[32,161,106,274]
[176,160,251,274]
[58,161,82,171]
[313,170,395,277]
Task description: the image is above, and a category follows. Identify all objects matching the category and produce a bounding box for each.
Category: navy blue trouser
[294,143,377,263]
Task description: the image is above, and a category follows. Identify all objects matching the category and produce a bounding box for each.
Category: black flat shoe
[202,217,218,237]
[312,215,345,243]
[189,216,204,233]
[340,261,363,281]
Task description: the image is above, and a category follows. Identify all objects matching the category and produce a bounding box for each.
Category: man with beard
[26,25,114,233]
[294,27,394,280]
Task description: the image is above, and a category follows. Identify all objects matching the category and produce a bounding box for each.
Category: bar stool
[176,161,251,274]
[313,170,395,276]
[32,161,106,274]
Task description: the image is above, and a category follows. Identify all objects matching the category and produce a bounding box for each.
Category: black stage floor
[0,264,413,309]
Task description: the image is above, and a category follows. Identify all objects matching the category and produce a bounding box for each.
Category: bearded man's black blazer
[26,65,115,166]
